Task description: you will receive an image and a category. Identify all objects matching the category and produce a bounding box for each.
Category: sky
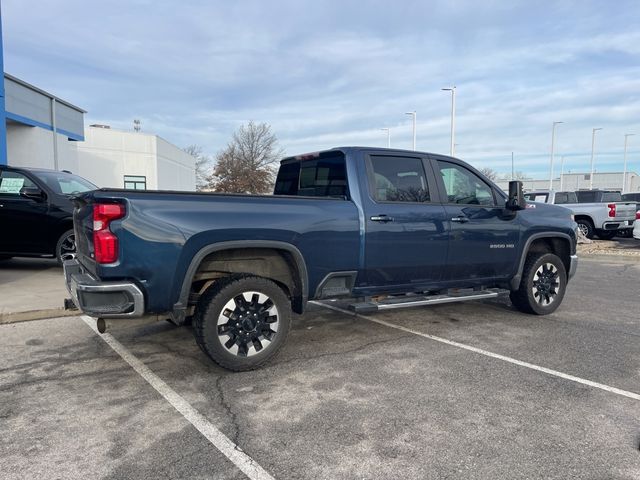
[2,0,640,179]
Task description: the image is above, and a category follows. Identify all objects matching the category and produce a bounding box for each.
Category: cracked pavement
[1,256,639,479]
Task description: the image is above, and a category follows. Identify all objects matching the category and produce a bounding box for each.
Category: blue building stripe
[4,111,85,141]
[0,5,7,165]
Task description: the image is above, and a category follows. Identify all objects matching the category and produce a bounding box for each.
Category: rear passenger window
[555,193,568,204]
[369,156,430,202]
[274,154,348,198]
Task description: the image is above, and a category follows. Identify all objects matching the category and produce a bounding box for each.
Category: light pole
[405,111,416,151]
[559,156,565,191]
[623,133,634,193]
[549,121,563,190]
[442,86,456,156]
[381,128,391,148]
[589,127,603,190]
[511,152,514,180]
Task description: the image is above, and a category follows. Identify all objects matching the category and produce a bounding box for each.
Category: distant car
[523,189,635,240]
[0,166,97,264]
[634,210,640,240]
[619,193,640,238]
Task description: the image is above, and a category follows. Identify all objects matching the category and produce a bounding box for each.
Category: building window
[124,175,146,190]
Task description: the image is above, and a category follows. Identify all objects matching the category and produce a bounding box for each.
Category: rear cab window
[274,153,348,199]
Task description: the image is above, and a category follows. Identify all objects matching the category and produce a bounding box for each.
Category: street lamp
[442,86,456,156]
[623,133,634,193]
[589,127,603,190]
[549,121,563,190]
[559,156,565,191]
[405,111,416,151]
[381,128,391,148]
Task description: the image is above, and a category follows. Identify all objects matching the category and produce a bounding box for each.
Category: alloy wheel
[59,233,76,261]
[531,262,560,306]
[217,291,279,357]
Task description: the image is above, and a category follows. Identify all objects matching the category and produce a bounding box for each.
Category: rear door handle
[370,215,394,223]
[451,216,469,223]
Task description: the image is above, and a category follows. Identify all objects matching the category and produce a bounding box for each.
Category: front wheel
[193,276,292,371]
[510,252,567,315]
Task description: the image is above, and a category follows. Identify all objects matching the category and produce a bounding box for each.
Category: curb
[577,249,640,260]
[0,308,79,325]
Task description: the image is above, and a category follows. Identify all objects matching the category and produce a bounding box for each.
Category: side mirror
[19,186,45,201]
[506,181,526,211]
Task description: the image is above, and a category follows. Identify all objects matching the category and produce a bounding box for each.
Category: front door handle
[451,215,469,223]
[370,215,394,223]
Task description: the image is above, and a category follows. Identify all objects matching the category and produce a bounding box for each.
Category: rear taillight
[93,203,125,264]
[607,203,616,218]
[636,211,640,220]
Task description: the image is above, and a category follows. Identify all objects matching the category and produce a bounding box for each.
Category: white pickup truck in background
[524,190,636,240]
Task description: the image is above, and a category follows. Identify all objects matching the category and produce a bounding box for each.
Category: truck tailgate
[72,194,99,275]
[614,202,637,222]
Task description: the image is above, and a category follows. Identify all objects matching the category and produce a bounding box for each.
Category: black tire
[596,230,617,240]
[576,219,594,239]
[193,275,291,371]
[55,229,76,265]
[510,252,567,315]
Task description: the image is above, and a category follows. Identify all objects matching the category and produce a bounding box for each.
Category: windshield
[33,171,97,195]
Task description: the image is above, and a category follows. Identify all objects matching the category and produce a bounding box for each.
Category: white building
[73,125,196,191]
[495,171,640,193]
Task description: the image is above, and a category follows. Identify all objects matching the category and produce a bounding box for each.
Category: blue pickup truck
[65,147,578,370]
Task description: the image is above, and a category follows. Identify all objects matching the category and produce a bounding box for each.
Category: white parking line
[311,302,640,402]
[80,316,275,480]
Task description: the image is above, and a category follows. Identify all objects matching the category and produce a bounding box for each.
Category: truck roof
[280,146,452,163]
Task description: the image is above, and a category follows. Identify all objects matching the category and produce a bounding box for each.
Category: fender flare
[509,232,573,290]
[172,240,309,322]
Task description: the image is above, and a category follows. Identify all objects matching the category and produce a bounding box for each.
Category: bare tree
[479,167,499,181]
[499,171,528,181]
[183,145,212,191]
[209,121,285,194]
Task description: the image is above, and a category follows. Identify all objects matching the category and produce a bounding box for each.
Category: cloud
[2,0,640,178]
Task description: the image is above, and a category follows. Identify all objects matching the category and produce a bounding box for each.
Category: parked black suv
[0,166,97,264]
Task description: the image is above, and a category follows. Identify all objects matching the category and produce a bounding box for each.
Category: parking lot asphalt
[1,256,639,480]
[0,257,71,322]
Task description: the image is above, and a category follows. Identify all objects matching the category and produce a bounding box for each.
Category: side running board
[349,288,509,314]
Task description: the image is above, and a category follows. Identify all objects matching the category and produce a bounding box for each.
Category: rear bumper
[568,254,578,281]
[63,259,145,318]
[602,221,633,230]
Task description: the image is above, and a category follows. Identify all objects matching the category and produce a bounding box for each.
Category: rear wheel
[510,252,567,315]
[576,219,594,239]
[56,229,76,265]
[193,275,291,371]
[596,230,617,240]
